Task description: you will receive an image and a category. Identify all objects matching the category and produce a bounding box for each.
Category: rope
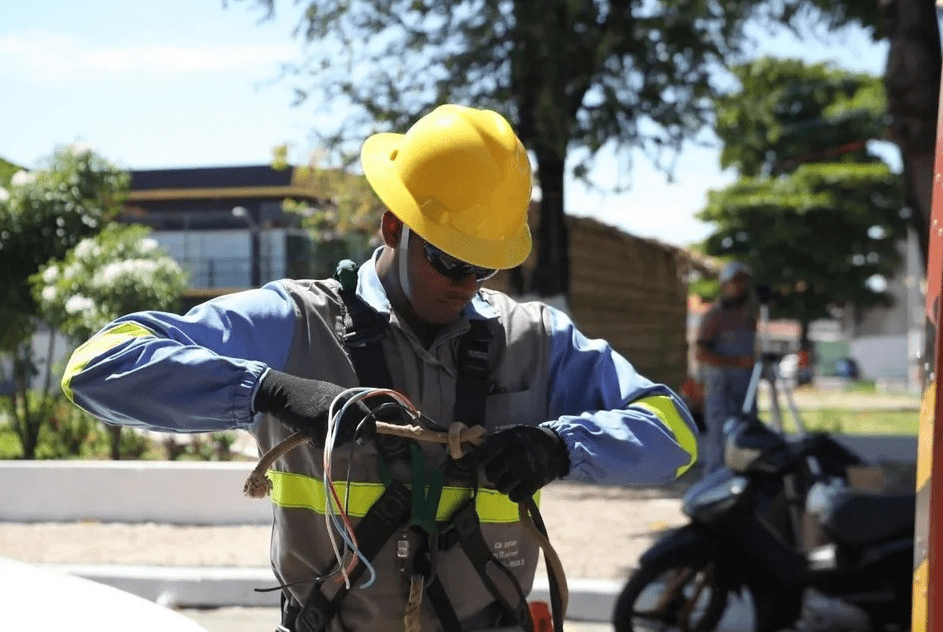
[243,417,569,624]
[404,573,424,632]
[242,421,485,498]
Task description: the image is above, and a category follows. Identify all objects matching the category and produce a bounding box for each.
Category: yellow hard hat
[361,104,533,270]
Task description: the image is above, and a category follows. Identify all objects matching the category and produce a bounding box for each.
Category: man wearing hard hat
[694,261,758,475]
[62,104,697,632]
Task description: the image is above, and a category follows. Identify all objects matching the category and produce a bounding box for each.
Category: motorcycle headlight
[683,473,747,519]
[725,442,762,473]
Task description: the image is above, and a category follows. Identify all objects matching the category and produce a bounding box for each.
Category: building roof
[127,164,334,204]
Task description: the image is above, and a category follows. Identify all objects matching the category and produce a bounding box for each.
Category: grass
[0,427,20,459]
[754,382,922,435]
[760,408,919,436]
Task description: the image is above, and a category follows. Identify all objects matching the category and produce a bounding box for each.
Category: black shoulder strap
[454,318,493,424]
[334,260,395,389]
[450,498,535,631]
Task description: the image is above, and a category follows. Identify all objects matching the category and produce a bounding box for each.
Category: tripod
[740,300,807,438]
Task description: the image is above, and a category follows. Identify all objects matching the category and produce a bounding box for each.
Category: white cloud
[0,31,294,82]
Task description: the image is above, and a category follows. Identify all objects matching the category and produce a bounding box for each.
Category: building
[122,164,374,310]
[835,228,926,391]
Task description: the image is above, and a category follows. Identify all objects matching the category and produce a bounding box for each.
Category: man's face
[722,273,752,299]
[405,232,486,325]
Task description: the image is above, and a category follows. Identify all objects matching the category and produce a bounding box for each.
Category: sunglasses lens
[423,243,496,281]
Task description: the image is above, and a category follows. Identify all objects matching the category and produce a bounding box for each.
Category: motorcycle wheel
[613,547,729,632]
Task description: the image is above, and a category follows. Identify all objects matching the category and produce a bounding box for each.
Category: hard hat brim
[361,132,532,270]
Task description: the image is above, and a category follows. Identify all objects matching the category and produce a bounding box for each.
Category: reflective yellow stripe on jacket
[633,395,698,477]
[267,469,533,523]
[61,322,154,402]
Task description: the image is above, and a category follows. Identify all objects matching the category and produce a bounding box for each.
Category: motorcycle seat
[818,489,915,547]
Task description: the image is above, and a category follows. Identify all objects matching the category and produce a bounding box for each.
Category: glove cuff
[539,425,571,479]
[252,369,287,415]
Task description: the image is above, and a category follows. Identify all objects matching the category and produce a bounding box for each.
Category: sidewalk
[181,606,617,632]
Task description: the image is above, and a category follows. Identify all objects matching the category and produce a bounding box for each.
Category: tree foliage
[234,0,879,299]
[697,58,905,337]
[714,57,888,177]
[0,157,21,187]
[284,158,385,239]
[32,224,189,342]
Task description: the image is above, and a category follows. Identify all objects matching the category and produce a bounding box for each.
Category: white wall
[850,334,909,384]
[0,461,272,525]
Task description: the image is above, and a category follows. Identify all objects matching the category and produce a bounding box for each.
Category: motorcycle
[612,351,915,632]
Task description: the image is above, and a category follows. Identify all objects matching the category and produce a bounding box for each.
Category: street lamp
[232,206,261,287]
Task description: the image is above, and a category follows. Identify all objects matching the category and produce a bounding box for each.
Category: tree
[33,224,188,343]
[32,224,189,459]
[235,0,882,300]
[0,147,128,458]
[281,154,387,269]
[880,0,941,264]
[0,157,21,186]
[697,58,906,343]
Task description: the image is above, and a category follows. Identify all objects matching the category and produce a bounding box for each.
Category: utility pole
[912,59,943,632]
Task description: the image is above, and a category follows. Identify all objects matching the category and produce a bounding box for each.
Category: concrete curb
[41,564,626,622]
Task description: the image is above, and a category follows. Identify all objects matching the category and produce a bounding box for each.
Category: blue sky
[1,1,890,247]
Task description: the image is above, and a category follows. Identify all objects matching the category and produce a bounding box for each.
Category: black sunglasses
[421,240,497,281]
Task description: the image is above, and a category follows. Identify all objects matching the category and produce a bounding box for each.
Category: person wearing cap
[694,261,758,475]
[61,104,697,632]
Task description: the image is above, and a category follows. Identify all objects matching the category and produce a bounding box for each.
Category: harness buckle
[397,529,411,576]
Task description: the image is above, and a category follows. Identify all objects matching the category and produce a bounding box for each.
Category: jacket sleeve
[61,281,298,432]
[539,306,698,485]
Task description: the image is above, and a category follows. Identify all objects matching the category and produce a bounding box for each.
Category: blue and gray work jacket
[62,253,697,632]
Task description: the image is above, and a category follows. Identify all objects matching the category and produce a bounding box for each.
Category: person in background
[694,261,757,475]
[61,104,697,632]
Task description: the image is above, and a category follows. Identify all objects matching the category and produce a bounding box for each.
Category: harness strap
[454,318,493,425]
[451,498,535,632]
[417,554,462,632]
[336,279,395,389]
[291,480,412,632]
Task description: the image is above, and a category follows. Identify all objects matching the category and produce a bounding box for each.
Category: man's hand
[253,370,371,447]
[480,425,570,503]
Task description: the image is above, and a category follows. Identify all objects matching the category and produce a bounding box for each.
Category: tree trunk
[882,0,942,265]
[109,425,123,460]
[12,345,40,459]
[530,152,570,298]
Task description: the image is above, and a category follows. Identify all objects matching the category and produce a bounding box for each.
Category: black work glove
[253,370,373,447]
[480,425,571,503]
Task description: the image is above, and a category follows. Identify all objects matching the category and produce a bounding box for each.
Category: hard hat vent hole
[389,149,399,161]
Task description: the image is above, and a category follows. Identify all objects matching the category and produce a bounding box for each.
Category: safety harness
[279,260,545,632]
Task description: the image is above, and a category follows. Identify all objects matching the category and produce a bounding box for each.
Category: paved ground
[180,607,616,632]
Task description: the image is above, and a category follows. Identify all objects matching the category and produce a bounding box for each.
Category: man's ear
[380,211,402,247]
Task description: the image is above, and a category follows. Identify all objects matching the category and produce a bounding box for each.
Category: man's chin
[424,302,467,324]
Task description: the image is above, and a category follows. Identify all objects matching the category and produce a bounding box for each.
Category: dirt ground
[0,481,688,581]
